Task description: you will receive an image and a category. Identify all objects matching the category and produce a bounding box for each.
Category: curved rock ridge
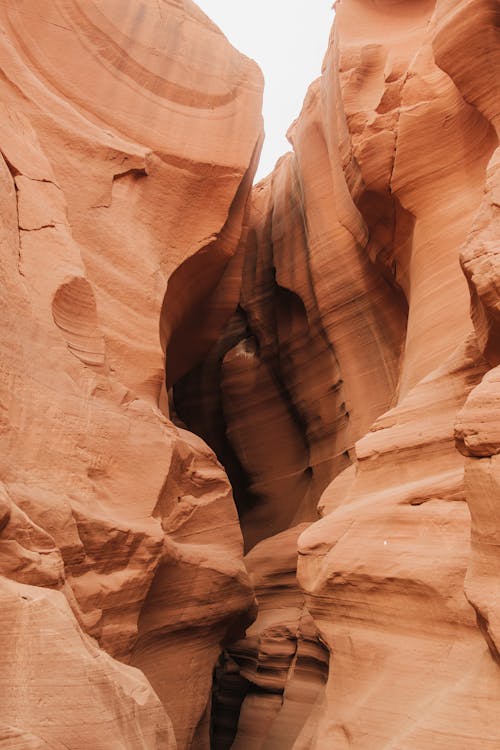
[4,0,500,749]
[0,2,263,748]
[212,525,329,750]
[175,0,500,748]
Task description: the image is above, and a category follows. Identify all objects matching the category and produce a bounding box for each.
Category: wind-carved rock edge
[2,1,500,750]
[176,1,500,748]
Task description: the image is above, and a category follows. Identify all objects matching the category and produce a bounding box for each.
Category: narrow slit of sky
[194,1,335,182]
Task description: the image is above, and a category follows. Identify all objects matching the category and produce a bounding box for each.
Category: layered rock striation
[3,1,500,749]
[175,0,500,748]
[0,1,262,748]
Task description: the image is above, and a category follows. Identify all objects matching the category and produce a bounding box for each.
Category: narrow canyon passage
[165,0,500,746]
[2,2,500,750]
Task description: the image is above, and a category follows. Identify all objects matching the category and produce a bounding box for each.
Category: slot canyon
[2,1,500,748]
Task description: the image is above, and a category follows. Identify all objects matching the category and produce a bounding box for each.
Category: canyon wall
[3,1,500,749]
[176,0,500,748]
[0,1,263,748]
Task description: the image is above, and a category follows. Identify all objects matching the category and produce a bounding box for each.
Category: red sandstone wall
[3,1,500,749]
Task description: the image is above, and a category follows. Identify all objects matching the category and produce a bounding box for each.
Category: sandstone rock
[177,1,500,748]
[0,1,262,747]
[0,577,175,749]
[4,0,500,748]
[213,525,328,750]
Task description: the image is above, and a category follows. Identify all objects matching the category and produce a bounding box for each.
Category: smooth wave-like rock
[0,1,262,748]
[212,525,329,750]
[175,0,500,748]
[5,0,500,748]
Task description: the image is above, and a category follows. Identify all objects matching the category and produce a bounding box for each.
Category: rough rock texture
[175,1,500,748]
[5,0,500,749]
[211,525,329,750]
[0,2,262,748]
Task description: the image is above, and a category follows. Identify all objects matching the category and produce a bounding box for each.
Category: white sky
[195,1,335,181]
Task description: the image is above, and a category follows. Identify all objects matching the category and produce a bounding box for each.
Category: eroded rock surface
[212,525,329,750]
[4,0,500,749]
[175,1,500,748]
[0,1,262,748]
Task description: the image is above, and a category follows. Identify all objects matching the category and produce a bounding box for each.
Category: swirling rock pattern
[5,0,500,749]
[175,0,500,748]
[0,1,262,749]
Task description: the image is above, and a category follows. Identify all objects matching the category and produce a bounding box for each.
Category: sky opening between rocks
[195,0,334,181]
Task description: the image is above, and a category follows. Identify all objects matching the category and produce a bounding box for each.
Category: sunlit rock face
[4,0,500,748]
[0,1,263,748]
[294,3,500,747]
[176,0,500,748]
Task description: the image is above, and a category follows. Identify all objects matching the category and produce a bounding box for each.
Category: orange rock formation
[2,1,500,749]
[0,2,262,748]
[176,1,500,748]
